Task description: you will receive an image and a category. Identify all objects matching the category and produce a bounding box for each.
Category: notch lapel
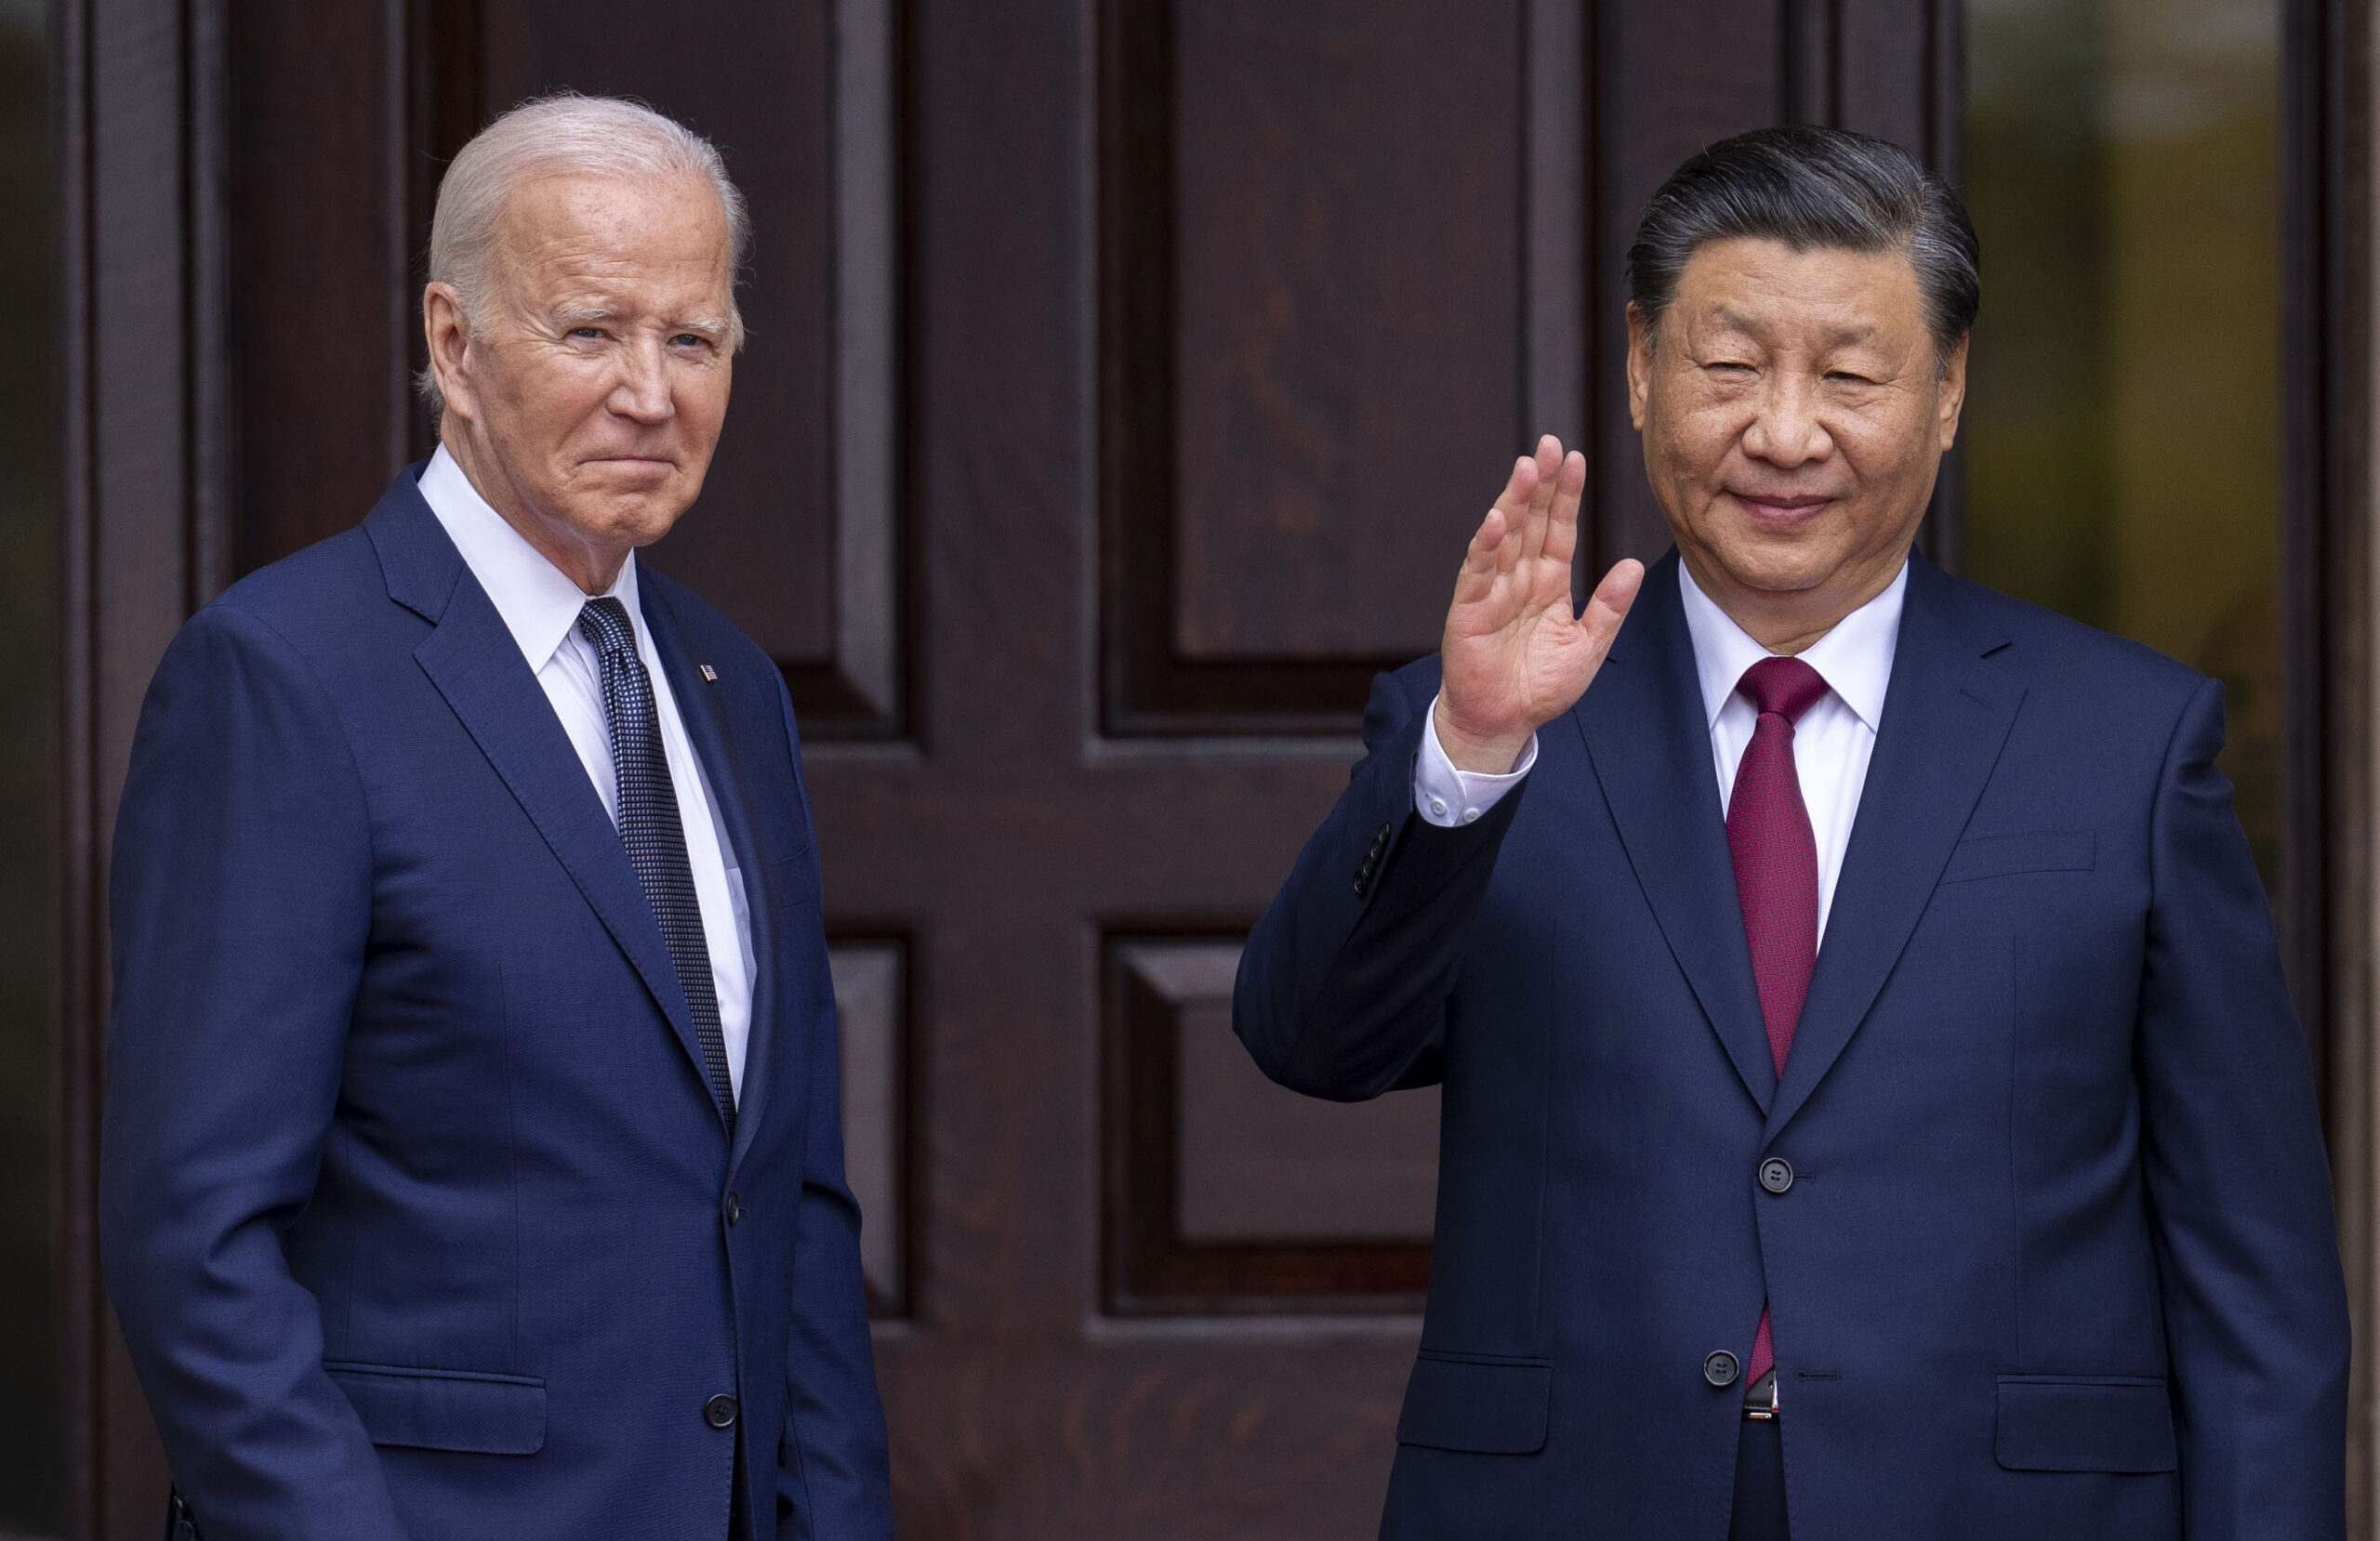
[1574,553,1775,1114]
[367,476,718,1113]
[1762,559,2023,1142]
[641,582,787,1179]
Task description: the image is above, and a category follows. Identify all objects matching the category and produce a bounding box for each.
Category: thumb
[1579,560,1645,654]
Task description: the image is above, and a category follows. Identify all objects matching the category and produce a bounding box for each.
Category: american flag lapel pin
[699,664,719,682]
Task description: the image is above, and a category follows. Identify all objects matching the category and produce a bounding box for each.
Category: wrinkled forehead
[1663,236,1943,364]
[494,169,734,299]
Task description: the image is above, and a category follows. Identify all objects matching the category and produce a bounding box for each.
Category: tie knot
[1736,655,1829,724]
[578,597,636,657]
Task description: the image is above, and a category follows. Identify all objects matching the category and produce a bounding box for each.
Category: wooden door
[60,1,1957,1535]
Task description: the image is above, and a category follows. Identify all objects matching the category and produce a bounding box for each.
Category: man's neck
[1680,547,1911,656]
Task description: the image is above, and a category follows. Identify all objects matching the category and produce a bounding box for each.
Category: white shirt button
[1461,807,1481,824]
[1428,796,1449,819]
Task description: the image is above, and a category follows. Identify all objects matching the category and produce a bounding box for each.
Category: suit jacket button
[1759,1158,1794,1194]
[705,1393,739,1429]
[1703,1350,1740,1389]
[724,1192,742,1225]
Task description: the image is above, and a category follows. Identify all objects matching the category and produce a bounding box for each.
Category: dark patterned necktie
[579,597,735,1130]
[1727,654,1830,1390]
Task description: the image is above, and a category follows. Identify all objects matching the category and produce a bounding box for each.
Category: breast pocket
[1941,831,2096,884]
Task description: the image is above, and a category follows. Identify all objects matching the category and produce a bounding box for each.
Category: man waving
[1236,126,2346,1540]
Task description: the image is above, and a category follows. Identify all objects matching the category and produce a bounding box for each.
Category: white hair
[417,92,751,416]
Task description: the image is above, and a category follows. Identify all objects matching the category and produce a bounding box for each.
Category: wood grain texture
[1100,0,1570,734]
[1168,0,1524,662]
[221,0,407,578]
[1104,938,1434,1314]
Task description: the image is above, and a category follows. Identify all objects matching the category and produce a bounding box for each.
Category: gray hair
[1626,125,1979,365]
[418,92,751,416]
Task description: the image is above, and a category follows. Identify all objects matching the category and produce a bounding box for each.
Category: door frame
[51,0,2380,1534]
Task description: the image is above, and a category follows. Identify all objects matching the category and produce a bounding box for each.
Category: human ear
[1626,304,1656,432]
[1934,333,1970,453]
[422,283,480,425]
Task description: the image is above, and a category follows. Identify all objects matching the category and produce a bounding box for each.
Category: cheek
[512,365,615,438]
[676,372,733,444]
[1653,399,1746,483]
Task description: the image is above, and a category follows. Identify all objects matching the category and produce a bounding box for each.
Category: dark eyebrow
[1705,308,1880,349]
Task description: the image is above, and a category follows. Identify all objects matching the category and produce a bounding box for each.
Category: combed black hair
[1626,125,1979,361]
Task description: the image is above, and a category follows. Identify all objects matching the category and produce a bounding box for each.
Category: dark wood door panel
[876,1339,1410,1541]
[1166,0,1526,665]
[1101,0,1580,735]
[222,0,416,584]
[1105,935,1436,1316]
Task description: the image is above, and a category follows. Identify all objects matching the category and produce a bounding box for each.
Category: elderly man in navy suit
[101,94,891,1540]
[1236,126,2347,1539]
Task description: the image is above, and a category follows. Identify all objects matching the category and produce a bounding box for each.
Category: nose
[608,336,675,425]
[1740,372,1831,469]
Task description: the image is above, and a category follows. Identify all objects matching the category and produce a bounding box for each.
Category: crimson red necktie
[1727,655,1830,1389]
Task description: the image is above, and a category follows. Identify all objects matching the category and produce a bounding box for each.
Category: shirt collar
[416,443,641,672]
[1677,555,1907,733]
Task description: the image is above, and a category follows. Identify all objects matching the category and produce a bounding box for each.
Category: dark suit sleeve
[99,604,409,1538]
[2135,678,2349,1538]
[1234,664,1527,1101]
[770,681,893,1541]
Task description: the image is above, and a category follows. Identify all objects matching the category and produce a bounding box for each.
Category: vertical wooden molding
[183,0,228,609]
[2284,0,2375,1526]
[60,0,212,1531]
[55,0,98,1527]
[1780,0,1839,128]
[1525,0,1588,458]
[833,0,902,723]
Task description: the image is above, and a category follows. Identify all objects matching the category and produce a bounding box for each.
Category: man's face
[1627,237,1966,621]
[430,170,735,579]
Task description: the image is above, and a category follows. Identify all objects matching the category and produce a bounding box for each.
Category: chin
[1712,546,1835,596]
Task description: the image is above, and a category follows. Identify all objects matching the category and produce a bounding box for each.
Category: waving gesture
[1435,435,1645,772]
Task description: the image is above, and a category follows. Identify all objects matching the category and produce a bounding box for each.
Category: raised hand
[1435,435,1645,772]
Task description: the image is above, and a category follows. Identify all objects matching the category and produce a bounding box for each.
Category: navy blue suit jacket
[101,470,892,1540]
[1236,551,2348,1539]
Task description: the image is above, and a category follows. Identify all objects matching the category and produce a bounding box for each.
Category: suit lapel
[1574,552,1776,1114]
[641,581,787,1177]
[1762,557,2023,1141]
[367,474,716,1111]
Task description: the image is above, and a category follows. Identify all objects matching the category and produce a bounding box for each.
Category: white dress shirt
[1414,558,1908,942]
[418,446,755,1096]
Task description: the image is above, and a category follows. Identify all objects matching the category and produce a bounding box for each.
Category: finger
[1493,454,1538,522]
[1542,450,1587,569]
[1496,465,1537,580]
[1577,559,1646,657]
[1520,436,1563,561]
[1450,507,1510,612]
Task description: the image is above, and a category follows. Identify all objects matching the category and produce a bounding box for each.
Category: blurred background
[4,0,2370,1536]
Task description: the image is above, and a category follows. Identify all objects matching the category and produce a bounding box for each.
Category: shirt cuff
[1413,694,1537,827]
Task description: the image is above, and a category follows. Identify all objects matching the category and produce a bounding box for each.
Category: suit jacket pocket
[1941,832,2096,884]
[1994,1375,2175,1472]
[324,1361,547,1455]
[1395,1352,1553,1455]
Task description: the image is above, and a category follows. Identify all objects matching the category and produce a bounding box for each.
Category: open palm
[1435,436,1645,772]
